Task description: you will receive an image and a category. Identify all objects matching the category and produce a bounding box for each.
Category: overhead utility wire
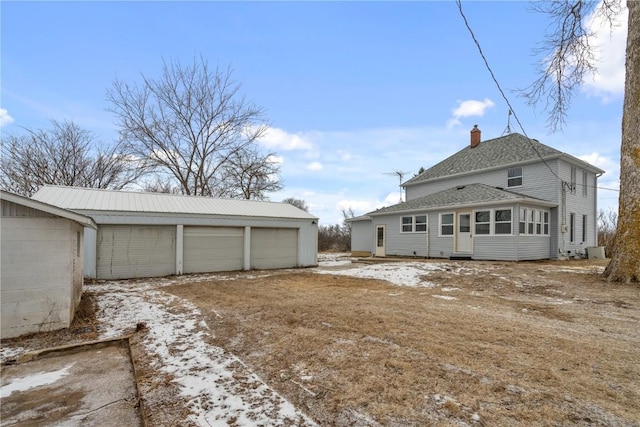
[455,0,618,193]
[455,0,611,196]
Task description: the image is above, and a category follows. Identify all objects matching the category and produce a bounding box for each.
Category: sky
[1,1,626,224]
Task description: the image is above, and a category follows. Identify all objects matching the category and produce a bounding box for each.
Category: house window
[475,211,490,234]
[536,210,542,235]
[494,209,512,234]
[401,215,427,233]
[582,214,587,242]
[570,166,577,194]
[544,212,549,235]
[508,166,523,187]
[570,213,575,242]
[401,216,413,233]
[519,208,526,234]
[440,213,454,236]
[528,209,534,235]
[582,171,588,197]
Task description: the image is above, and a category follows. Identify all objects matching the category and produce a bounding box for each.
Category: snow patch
[1,363,75,398]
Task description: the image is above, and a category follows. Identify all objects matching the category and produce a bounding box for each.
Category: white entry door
[375,225,386,257]
[456,212,473,253]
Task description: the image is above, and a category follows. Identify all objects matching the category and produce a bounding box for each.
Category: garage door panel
[251,228,297,270]
[97,225,176,280]
[184,227,243,273]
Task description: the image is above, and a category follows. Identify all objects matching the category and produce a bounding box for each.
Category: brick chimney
[470,125,481,148]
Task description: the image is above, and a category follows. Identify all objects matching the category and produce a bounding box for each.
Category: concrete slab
[1,338,143,426]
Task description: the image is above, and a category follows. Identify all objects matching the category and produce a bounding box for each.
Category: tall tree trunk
[604,0,640,283]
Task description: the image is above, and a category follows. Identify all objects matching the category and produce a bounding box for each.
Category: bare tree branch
[0,120,146,196]
[107,57,277,198]
[521,0,616,131]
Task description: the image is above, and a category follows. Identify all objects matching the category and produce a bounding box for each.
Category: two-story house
[349,126,604,260]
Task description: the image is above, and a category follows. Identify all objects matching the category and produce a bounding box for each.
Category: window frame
[507,166,523,188]
[582,171,588,197]
[569,213,576,242]
[475,210,491,235]
[570,166,577,194]
[494,208,512,235]
[519,208,550,236]
[401,214,428,233]
[401,216,413,233]
[439,213,454,237]
[544,212,549,235]
[582,214,587,243]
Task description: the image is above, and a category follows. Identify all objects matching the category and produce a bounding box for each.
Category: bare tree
[0,119,145,196]
[598,208,618,256]
[107,57,274,198]
[282,197,309,212]
[525,1,638,283]
[216,147,283,200]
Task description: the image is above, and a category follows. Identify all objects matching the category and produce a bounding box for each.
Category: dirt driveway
[161,258,639,426]
[2,256,639,426]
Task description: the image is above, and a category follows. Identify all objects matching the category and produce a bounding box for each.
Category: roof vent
[456,185,466,190]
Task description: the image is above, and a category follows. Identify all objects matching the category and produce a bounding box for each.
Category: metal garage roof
[32,186,317,220]
[1,190,98,229]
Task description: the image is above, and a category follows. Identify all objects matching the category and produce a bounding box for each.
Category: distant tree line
[283,199,353,252]
[598,208,617,258]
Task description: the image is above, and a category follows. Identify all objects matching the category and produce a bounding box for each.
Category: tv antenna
[384,170,409,203]
[502,110,513,135]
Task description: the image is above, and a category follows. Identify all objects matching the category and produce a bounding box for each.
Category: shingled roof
[404,133,563,185]
[368,183,556,216]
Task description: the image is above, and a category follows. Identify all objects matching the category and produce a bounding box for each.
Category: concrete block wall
[1,217,83,339]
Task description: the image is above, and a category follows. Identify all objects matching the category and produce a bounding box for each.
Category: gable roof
[31,186,317,220]
[404,133,602,186]
[367,183,556,217]
[1,190,97,229]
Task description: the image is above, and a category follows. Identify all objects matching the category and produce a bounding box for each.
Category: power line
[455,0,562,183]
[455,0,619,196]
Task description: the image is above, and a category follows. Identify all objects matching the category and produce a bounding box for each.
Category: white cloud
[384,191,403,205]
[267,154,284,165]
[582,1,628,100]
[337,199,378,213]
[447,98,495,128]
[578,152,619,184]
[258,126,315,151]
[0,108,14,127]
[306,161,323,171]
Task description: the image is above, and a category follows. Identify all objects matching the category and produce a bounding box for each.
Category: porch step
[449,254,472,261]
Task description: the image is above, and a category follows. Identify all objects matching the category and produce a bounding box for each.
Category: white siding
[351,220,373,255]
[183,227,244,273]
[1,217,83,339]
[407,160,561,203]
[556,162,598,257]
[250,228,298,269]
[97,225,176,279]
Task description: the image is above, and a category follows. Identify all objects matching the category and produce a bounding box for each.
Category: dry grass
[163,260,640,426]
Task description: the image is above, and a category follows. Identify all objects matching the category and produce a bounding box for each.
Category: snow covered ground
[1,254,604,426]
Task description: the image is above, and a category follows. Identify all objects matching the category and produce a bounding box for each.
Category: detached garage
[1,190,97,338]
[32,186,318,280]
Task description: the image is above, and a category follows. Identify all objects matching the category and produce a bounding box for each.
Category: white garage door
[97,225,176,280]
[250,228,298,270]
[183,227,244,273]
